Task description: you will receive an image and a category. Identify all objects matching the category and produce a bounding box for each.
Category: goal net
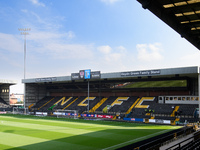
[53,109,78,119]
[13,107,29,115]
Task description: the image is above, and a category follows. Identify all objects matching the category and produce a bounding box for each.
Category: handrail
[118,126,194,150]
[166,130,200,150]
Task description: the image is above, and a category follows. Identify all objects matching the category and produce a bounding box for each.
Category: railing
[166,130,200,150]
[118,126,194,150]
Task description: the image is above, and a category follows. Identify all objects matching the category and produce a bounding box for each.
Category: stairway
[89,98,107,113]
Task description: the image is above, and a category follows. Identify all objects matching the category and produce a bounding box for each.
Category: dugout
[22,66,200,112]
[0,79,17,104]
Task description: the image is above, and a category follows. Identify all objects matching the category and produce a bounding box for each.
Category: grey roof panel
[0,79,17,85]
[22,66,199,84]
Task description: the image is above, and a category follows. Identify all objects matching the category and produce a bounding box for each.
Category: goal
[13,107,29,115]
[53,109,78,119]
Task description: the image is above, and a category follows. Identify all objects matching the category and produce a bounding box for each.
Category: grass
[0,114,181,150]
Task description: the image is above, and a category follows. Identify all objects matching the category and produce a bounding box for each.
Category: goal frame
[54,109,78,119]
[13,107,29,115]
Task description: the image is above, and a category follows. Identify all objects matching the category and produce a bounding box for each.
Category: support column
[88,80,89,112]
[199,73,200,119]
[24,83,26,108]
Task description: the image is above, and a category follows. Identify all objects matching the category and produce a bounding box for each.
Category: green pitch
[0,114,181,150]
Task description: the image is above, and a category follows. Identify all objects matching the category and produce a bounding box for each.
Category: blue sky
[0,0,199,93]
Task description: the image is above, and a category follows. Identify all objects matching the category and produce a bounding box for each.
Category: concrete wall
[25,83,47,107]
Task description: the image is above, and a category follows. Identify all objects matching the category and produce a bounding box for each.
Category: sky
[0,0,200,94]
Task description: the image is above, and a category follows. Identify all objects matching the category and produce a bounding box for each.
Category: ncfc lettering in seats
[78,97,96,106]
[135,97,155,108]
[111,97,129,107]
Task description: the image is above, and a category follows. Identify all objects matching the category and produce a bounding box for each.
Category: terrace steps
[125,98,140,115]
[28,104,34,110]
[171,106,179,117]
[89,98,107,113]
[38,97,55,110]
[62,98,78,110]
[53,97,73,106]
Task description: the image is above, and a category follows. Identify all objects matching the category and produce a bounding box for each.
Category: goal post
[13,107,29,115]
[53,109,78,119]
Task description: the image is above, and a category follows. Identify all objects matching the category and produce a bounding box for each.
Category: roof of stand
[137,0,200,50]
[22,66,199,84]
[0,79,17,85]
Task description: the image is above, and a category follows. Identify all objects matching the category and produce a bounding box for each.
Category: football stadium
[1,67,200,150]
[1,0,200,150]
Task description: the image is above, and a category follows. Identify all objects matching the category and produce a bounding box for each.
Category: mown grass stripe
[0,124,118,149]
[0,120,157,142]
[0,124,73,140]
[0,132,49,147]
[0,115,174,130]
[0,143,20,150]
[0,120,96,135]
[0,132,97,150]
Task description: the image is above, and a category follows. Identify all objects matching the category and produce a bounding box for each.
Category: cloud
[0,30,92,62]
[29,31,75,41]
[29,0,45,7]
[116,46,126,53]
[21,9,28,13]
[0,33,24,69]
[43,43,94,59]
[100,0,121,4]
[179,51,200,66]
[67,31,75,39]
[16,8,92,61]
[23,29,93,60]
[97,45,112,54]
[20,10,65,32]
[181,52,200,60]
[0,33,22,53]
[10,81,24,94]
[97,45,126,64]
[136,43,163,62]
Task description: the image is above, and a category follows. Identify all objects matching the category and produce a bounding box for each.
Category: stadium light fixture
[18,28,31,108]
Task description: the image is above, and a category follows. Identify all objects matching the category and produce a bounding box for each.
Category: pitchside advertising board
[53,112,113,119]
[123,117,144,122]
[71,70,101,80]
[53,112,78,116]
[0,112,6,114]
[81,114,113,119]
[123,118,171,125]
[35,112,48,116]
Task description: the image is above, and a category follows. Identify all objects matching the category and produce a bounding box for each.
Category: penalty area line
[101,129,172,150]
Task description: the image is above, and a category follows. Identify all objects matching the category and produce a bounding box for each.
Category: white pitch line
[102,129,173,150]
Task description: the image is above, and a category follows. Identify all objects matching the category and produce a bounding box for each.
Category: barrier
[0,111,6,114]
[81,114,113,119]
[123,118,144,122]
[35,112,47,116]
